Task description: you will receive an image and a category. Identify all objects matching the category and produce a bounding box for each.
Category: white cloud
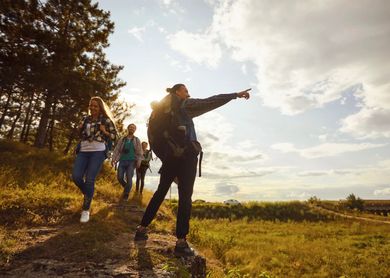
[374,188,390,196]
[164,54,192,72]
[210,0,390,115]
[340,107,390,138]
[271,142,387,159]
[167,30,222,68]
[214,182,240,196]
[162,0,173,6]
[128,26,146,42]
[241,64,247,75]
[286,191,311,200]
[166,0,390,137]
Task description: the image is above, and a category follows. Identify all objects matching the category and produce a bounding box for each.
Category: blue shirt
[119,138,135,161]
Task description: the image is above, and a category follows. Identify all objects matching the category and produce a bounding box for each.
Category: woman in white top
[72,96,117,223]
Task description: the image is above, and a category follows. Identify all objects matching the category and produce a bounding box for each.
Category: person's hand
[236,88,251,99]
[100,124,108,135]
[111,160,116,167]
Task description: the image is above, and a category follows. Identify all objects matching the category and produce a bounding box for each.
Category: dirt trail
[310,205,390,225]
[0,203,206,277]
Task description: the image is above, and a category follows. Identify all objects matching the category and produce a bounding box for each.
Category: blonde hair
[89,96,117,130]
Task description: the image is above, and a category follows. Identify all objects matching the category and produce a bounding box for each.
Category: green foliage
[171,201,330,222]
[307,196,320,205]
[345,193,364,211]
[0,0,127,151]
[162,260,191,277]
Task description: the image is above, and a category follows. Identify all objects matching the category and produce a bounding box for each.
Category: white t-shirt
[80,140,105,152]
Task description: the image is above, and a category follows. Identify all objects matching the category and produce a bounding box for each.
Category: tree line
[0,0,132,153]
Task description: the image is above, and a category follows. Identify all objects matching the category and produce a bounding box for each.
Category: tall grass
[188,218,390,277]
[170,201,334,222]
[0,140,175,267]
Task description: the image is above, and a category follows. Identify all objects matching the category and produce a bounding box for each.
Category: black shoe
[122,192,129,201]
[174,240,195,257]
[134,227,148,241]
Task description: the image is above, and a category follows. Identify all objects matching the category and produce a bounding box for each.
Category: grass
[3,139,389,277]
[0,139,179,273]
[186,217,390,277]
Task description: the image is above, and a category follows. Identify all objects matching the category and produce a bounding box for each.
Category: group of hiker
[71,84,250,257]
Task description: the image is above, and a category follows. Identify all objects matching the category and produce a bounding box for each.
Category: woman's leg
[82,151,106,210]
[135,168,141,192]
[140,166,147,193]
[140,160,177,227]
[72,152,89,195]
[176,156,198,239]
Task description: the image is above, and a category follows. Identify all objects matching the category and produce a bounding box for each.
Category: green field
[2,140,389,277]
[183,209,390,277]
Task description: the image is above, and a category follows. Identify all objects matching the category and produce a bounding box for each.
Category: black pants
[140,155,198,239]
[136,165,148,193]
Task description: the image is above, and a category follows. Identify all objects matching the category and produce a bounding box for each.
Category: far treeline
[0,0,132,153]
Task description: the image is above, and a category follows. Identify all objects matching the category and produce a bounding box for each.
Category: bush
[345,194,364,211]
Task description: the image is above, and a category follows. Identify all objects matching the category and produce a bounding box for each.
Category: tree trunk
[20,92,35,142]
[63,133,74,154]
[6,104,22,139]
[23,94,41,143]
[48,101,57,151]
[0,91,12,130]
[34,91,53,148]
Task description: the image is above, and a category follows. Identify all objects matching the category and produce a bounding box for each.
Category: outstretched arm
[184,88,251,118]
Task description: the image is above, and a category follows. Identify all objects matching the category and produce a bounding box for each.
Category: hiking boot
[134,226,148,241]
[80,210,90,223]
[121,192,129,201]
[174,240,195,257]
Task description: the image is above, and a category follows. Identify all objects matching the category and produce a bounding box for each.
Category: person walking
[135,141,152,194]
[72,96,117,223]
[134,84,250,257]
[111,123,143,200]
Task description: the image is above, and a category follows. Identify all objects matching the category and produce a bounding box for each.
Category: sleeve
[111,137,123,163]
[105,118,117,140]
[136,138,143,167]
[145,150,152,162]
[78,116,88,137]
[184,93,238,118]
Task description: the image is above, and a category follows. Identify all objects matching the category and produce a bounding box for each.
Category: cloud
[210,0,390,114]
[167,30,222,68]
[271,142,387,158]
[286,191,311,200]
[374,187,390,196]
[298,169,358,177]
[214,182,240,196]
[164,54,192,72]
[202,168,274,179]
[340,107,390,138]
[161,0,173,6]
[166,0,390,137]
[298,171,329,177]
[127,26,146,42]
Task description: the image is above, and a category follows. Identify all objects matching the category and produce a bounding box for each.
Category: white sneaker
[80,210,90,223]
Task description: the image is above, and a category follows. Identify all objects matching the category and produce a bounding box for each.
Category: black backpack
[147,93,188,162]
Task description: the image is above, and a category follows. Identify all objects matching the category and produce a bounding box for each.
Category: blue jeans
[72,151,106,210]
[117,160,135,194]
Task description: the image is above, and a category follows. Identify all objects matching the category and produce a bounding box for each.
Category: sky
[96,0,390,202]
